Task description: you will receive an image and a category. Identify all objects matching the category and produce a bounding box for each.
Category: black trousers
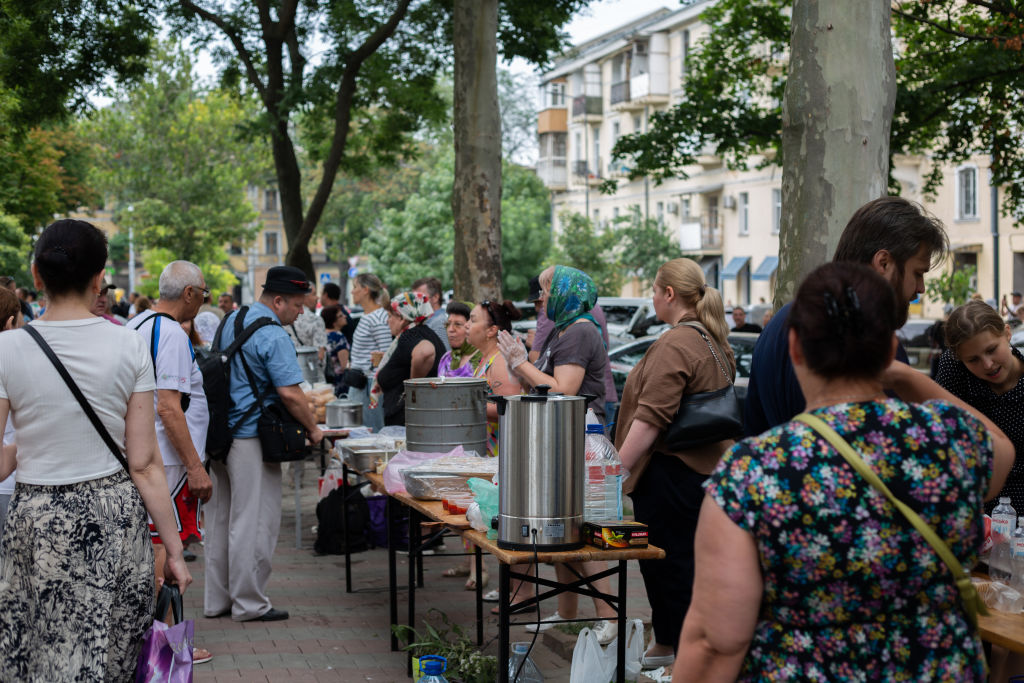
[629,453,708,650]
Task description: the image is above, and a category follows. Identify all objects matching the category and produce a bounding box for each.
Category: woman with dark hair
[674,262,1012,682]
[466,299,522,455]
[321,304,350,397]
[347,273,390,431]
[936,299,1024,513]
[0,219,191,681]
[370,291,446,426]
[437,301,479,378]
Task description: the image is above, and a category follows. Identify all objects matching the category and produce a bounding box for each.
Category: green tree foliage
[362,142,551,297]
[609,0,1024,223]
[926,265,978,307]
[554,213,623,297]
[614,208,683,289]
[0,211,33,283]
[135,247,238,300]
[85,46,264,268]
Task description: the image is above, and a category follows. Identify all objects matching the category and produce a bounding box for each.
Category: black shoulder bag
[23,325,130,473]
[232,313,309,464]
[662,322,744,450]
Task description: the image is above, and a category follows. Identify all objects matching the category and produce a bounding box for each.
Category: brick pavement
[185,459,653,682]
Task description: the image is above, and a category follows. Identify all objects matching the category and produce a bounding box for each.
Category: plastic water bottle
[508,642,544,682]
[419,655,449,683]
[1011,517,1024,592]
[990,497,1017,582]
[584,424,623,522]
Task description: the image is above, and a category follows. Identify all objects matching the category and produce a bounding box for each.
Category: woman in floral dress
[675,263,1013,682]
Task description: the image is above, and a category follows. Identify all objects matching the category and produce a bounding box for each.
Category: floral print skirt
[0,470,154,682]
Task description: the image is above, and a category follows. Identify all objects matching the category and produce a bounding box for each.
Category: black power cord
[513,528,542,682]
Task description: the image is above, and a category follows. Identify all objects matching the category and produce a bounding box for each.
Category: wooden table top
[461,529,665,565]
[979,609,1024,654]
[363,471,472,530]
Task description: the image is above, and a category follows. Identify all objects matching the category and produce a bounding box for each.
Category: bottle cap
[586,424,605,434]
[1001,497,1012,504]
[420,655,446,675]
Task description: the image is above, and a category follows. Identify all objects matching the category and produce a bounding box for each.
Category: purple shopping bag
[135,618,194,683]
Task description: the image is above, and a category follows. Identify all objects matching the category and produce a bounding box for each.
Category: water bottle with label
[1011,518,1024,592]
[418,655,449,683]
[990,497,1017,582]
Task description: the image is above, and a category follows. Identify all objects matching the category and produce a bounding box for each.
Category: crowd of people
[0,195,1020,681]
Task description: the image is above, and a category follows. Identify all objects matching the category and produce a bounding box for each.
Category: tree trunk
[775,0,895,306]
[452,0,503,302]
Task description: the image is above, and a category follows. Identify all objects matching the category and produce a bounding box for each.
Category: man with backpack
[203,266,324,623]
[127,260,214,663]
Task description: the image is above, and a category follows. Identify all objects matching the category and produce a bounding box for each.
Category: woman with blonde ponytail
[613,257,737,672]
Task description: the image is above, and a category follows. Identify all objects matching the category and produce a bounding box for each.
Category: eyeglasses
[445,320,466,329]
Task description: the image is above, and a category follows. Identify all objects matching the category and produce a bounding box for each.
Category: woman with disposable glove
[497,265,618,643]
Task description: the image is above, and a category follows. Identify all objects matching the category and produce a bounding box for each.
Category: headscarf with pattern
[547,265,599,332]
[369,291,435,408]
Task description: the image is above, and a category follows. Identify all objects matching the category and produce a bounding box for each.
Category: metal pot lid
[294,345,318,353]
[509,384,588,404]
[327,398,362,408]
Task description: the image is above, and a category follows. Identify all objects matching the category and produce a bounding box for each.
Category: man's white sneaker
[523,611,563,633]
[641,652,675,669]
[592,620,618,644]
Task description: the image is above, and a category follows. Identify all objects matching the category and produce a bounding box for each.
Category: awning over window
[752,256,779,281]
[721,256,750,280]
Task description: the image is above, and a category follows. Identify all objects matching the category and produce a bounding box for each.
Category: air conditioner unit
[666,201,679,214]
[634,42,647,55]
[722,195,737,210]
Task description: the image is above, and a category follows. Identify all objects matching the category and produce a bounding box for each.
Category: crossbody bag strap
[794,411,988,628]
[678,321,733,385]
[229,312,281,428]
[23,325,130,474]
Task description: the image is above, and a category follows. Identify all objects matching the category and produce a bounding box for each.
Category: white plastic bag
[607,618,645,681]
[569,627,616,683]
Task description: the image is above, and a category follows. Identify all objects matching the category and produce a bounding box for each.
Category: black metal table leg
[475,547,483,646]
[617,560,627,683]
[407,507,420,677]
[387,495,398,652]
[498,562,511,683]
[341,462,352,594]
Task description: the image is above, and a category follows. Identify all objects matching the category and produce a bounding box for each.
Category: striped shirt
[350,308,393,372]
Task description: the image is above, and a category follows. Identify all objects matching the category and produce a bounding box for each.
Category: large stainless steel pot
[294,345,321,385]
[493,385,585,551]
[404,377,487,455]
[326,398,363,428]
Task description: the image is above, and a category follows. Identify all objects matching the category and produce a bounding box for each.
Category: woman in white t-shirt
[347,273,391,432]
[0,287,21,552]
[0,219,191,682]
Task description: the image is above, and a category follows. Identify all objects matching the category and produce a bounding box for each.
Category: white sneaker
[482,589,500,602]
[592,620,618,644]
[645,665,673,682]
[524,611,563,633]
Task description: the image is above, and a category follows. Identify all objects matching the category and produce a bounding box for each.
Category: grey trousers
[203,437,282,621]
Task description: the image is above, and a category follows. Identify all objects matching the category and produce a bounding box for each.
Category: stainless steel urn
[494,386,585,551]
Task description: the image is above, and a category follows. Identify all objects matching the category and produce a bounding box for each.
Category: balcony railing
[572,158,602,181]
[610,81,630,105]
[571,95,603,119]
[537,158,568,189]
[679,214,723,251]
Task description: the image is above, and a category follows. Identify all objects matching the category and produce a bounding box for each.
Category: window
[682,197,692,219]
[612,121,620,145]
[681,29,690,79]
[264,231,280,256]
[772,189,782,235]
[656,201,664,218]
[264,187,278,212]
[593,208,600,227]
[633,115,642,132]
[549,82,566,107]
[957,166,978,220]
[613,207,620,220]
[574,132,583,160]
[707,196,719,231]
[593,126,601,166]
[738,192,749,236]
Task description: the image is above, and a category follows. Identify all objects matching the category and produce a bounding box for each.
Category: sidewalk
[186,459,653,682]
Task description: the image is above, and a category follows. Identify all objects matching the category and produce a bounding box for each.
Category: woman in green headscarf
[496,265,619,642]
[498,264,609,421]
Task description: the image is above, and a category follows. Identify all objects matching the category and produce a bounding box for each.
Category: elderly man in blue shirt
[204,266,324,622]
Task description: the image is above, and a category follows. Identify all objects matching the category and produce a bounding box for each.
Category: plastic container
[584,424,623,522]
[992,497,1017,582]
[508,642,544,682]
[419,655,449,683]
[1012,517,1024,592]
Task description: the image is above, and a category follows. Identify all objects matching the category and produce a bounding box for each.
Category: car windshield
[602,305,640,327]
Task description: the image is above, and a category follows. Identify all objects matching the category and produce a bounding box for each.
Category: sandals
[193,647,213,665]
[441,566,471,578]
[465,569,488,591]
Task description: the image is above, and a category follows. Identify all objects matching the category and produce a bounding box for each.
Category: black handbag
[342,367,368,390]
[662,322,744,450]
[237,341,309,464]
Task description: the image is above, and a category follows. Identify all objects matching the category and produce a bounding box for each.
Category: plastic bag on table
[468,477,498,517]
[569,627,615,683]
[465,502,488,533]
[382,448,454,494]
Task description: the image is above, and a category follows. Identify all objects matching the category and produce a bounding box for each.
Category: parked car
[608,331,759,412]
[596,297,655,347]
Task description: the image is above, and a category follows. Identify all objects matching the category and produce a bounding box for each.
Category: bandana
[391,291,433,324]
[547,265,599,332]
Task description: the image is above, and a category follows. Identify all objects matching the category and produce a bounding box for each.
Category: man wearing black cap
[204,266,324,622]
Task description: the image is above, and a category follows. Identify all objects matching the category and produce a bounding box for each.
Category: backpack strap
[132,312,180,379]
[223,308,280,429]
[23,325,130,474]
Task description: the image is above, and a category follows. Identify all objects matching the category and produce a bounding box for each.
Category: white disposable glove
[497,330,528,370]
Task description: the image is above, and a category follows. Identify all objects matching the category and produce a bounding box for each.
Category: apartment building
[537,3,1018,318]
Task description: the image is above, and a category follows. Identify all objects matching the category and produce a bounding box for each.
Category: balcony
[678,214,723,252]
[537,107,567,134]
[537,157,568,190]
[610,81,630,108]
[571,95,603,122]
[572,158,603,186]
[607,160,632,179]
[630,72,669,107]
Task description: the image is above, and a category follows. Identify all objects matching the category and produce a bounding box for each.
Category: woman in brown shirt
[614,257,736,671]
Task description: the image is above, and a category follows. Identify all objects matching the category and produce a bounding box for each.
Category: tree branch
[296,0,414,245]
[177,0,267,100]
[963,0,1018,17]
[892,5,1000,42]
